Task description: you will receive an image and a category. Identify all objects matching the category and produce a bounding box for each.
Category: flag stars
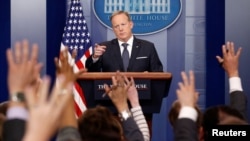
[86,39,90,43]
[75,39,79,43]
[62,0,91,61]
[73,19,77,24]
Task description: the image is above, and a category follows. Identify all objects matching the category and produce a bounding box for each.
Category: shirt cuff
[229,77,243,93]
[7,107,29,120]
[178,106,197,122]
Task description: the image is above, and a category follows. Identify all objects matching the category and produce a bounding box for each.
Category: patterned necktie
[122,43,129,71]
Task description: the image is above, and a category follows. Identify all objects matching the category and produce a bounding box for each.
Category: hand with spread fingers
[104,72,131,112]
[6,40,43,95]
[54,47,87,87]
[176,71,199,108]
[6,39,43,108]
[23,75,72,141]
[216,41,242,78]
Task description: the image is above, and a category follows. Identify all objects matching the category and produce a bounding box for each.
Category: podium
[77,72,172,114]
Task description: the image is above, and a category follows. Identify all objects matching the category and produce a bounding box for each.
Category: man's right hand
[216,41,242,78]
[93,44,106,58]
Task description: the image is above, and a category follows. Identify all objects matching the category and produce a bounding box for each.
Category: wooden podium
[77,72,172,114]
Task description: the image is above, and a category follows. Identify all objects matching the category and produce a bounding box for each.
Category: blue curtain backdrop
[0,0,10,102]
[205,0,225,107]
[46,0,66,87]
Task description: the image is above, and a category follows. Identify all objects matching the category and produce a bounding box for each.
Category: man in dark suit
[85,10,163,72]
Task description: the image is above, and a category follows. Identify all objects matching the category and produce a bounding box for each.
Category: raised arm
[126,76,150,141]
[174,71,199,141]
[216,41,247,119]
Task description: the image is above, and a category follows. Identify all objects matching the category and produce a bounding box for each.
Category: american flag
[61,0,92,117]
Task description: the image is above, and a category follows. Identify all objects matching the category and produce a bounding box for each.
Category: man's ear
[130,21,134,28]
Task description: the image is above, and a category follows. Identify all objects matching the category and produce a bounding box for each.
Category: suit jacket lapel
[128,38,141,70]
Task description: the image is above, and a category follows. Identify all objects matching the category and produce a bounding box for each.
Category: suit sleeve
[122,117,144,141]
[149,44,163,72]
[85,55,102,72]
[2,119,26,141]
[174,118,198,141]
[230,91,248,120]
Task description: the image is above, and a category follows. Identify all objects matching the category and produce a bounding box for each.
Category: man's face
[111,13,133,42]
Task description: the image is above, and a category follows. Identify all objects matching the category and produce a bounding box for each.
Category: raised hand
[6,40,43,95]
[104,72,131,112]
[125,76,140,108]
[216,41,242,78]
[176,71,198,108]
[23,75,72,141]
[54,47,87,86]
